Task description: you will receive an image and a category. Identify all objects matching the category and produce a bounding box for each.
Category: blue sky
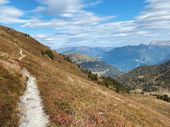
[0,0,170,48]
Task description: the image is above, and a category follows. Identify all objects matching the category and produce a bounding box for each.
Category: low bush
[41,49,54,60]
[55,99,73,115]
[24,33,30,37]
[82,69,98,81]
[101,76,130,94]
[157,94,170,102]
[143,84,158,92]
[82,69,130,94]
[62,55,72,63]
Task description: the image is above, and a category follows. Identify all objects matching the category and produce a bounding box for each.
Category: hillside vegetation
[119,61,170,92]
[0,25,170,127]
[0,60,26,127]
[66,53,122,78]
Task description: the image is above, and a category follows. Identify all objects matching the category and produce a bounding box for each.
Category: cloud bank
[0,0,170,48]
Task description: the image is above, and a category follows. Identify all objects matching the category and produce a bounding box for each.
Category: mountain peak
[150,40,170,46]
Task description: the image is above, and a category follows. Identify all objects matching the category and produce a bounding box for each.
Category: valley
[65,53,122,78]
[0,25,170,127]
[58,43,170,72]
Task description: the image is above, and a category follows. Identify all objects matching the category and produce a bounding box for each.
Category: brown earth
[0,25,170,127]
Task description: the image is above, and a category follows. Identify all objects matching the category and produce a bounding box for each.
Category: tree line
[82,69,130,94]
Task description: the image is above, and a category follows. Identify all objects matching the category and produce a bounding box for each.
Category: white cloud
[0,6,24,17]
[32,6,46,13]
[33,34,48,39]
[38,0,83,17]
[84,0,104,8]
[27,0,170,47]
[1,0,170,48]
[0,0,26,24]
[0,0,9,5]
[136,0,170,30]
[114,33,127,37]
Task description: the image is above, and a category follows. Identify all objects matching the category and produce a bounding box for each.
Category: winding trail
[19,69,49,127]
[19,49,26,60]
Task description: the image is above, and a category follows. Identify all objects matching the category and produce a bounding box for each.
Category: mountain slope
[57,46,112,58]
[0,62,26,127]
[0,25,170,127]
[57,43,170,72]
[119,60,170,92]
[103,44,170,72]
[66,53,122,78]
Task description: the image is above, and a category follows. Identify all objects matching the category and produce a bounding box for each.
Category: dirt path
[19,49,26,60]
[19,69,49,127]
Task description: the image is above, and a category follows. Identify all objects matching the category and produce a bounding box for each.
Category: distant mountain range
[57,41,170,72]
[103,43,170,72]
[57,46,112,58]
[66,53,122,78]
[119,60,170,93]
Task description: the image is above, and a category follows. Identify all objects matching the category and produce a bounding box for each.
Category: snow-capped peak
[150,40,170,46]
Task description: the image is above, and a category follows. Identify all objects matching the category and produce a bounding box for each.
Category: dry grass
[21,55,170,127]
[0,25,170,127]
[0,61,26,127]
[130,94,170,118]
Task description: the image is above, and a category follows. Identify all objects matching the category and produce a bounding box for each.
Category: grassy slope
[0,26,170,127]
[0,61,25,127]
[119,62,170,92]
